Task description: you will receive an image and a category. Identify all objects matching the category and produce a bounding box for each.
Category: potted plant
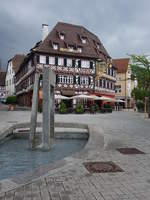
[104,103,112,113]
[6,95,17,111]
[94,103,99,112]
[136,101,144,112]
[75,103,84,114]
[59,101,67,114]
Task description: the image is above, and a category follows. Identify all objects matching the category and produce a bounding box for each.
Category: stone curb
[0,122,104,194]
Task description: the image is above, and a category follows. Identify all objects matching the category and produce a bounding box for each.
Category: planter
[100,108,112,113]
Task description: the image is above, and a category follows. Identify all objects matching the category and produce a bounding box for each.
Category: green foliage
[136,101,144,112]
[129,55,150,114]
[75,103,84,114]
[130,54,150,91]
[100,108,112,113]
[132,88,149,101]
[104,103,111,109]
[6,96,17,104]
[59,101,67,114]
[94,103,99,112]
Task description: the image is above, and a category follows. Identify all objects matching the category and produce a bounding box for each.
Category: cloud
[0,0,150,69]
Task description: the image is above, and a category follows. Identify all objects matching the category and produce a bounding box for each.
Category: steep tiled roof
[11,54,25,74]
[0,72,6,86]
[113,58,130,73]
[34,22,110,60]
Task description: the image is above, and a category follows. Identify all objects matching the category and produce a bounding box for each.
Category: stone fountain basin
[0,122,105,194]
[0,122,89,142]
[13,127,88,140]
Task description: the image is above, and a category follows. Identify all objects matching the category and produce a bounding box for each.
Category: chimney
[42,24,49,41]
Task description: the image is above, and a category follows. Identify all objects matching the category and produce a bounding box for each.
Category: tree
[130,54,150,115]
[130,54,150,93]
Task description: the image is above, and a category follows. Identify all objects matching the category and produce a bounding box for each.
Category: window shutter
[36,55,39,63]
[73,76,76,84]
[78,60,81,68]
[55,57,58,66]
[64,58,67,67]
[72,59,75,67]
[90,61,93,69]
[56,74,58,84]
[78,76,80,84]
[89,77,91,85]
[46,56,49,65]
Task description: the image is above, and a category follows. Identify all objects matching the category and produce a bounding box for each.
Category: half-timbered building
[15,22,116,106]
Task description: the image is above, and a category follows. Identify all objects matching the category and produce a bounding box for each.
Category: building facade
[113,58,135,108]
[95,60,116,100]
[0,72,6,102]
[5,54,25,97]
[15,22,116,106]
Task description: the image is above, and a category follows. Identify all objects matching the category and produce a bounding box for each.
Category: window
[60,33,64,40]
[53,43,58,50]
[107,81,109,89]
[80,76,89,85]
[99,79,102,87]
[111,68,113,76]
[58,75,73,84]
[49,57,55,65]
[67,58,72,67]
[103,79,106,88]
[96,43,100,49]
[115,85,121,93]
[81,37,87,44]
[81,60,90,68]
[40,55,46,64]
[110,82,112,89]
[58,58,64,66]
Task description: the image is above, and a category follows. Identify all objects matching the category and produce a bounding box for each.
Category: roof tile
[113,58,130,73]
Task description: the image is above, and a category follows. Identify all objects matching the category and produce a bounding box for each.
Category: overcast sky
[0,0,150,69]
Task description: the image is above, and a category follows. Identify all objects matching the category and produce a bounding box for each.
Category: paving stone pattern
[0,110,150,199]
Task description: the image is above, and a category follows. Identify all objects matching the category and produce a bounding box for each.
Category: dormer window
[96,43,100,49]
[53,43,58,50]
[60,33,65,40]
[81,37,87,44]
[77,47,82,53]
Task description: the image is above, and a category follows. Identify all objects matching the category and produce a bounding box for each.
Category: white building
[0,72,6,102]
[5,54,25,96]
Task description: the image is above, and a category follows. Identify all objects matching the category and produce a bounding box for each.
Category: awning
[98,96,114,102]
[114,99,125,103]
[70,94,94,99]
[55,94,69,100]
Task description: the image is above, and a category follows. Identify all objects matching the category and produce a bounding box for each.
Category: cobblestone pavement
[0,110,150,199]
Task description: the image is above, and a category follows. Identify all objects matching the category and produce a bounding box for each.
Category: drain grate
[117,147,145,155]
[83,161,124,173]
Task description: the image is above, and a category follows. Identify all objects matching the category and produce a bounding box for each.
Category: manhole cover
[117,148,145,155]
[83,161,124,173]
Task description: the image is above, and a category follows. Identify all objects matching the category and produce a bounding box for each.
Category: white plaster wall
[5,61,15,96]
